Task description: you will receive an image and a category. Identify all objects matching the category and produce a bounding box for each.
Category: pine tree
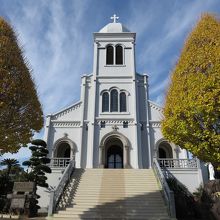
[22,139,51,214]
[0,17,43,153]
[162,14,220,166]
[23,139,51,188]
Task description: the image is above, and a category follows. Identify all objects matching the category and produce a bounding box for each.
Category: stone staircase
[50,169,174,220]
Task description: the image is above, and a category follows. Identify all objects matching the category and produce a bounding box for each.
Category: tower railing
[48,159,75,216]
[153,158,176,218]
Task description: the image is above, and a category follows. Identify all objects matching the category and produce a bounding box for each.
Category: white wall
[37,168,65,211]
[166,168,203,193]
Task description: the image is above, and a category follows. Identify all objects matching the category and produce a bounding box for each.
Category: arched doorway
[107,145,123,168]
[158,141,173,158]
[52,137,77,167]
[159,148,166,158]
[99,131,131,168]
[55,142,71,158]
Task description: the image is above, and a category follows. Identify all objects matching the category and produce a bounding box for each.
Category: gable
[148,100,164,122]
[51,101,82,121]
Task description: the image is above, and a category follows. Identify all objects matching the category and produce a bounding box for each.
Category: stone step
[57,210,168,215]
[75,189,160,193]
[66,204,166,209]
[50,217,173,220]
[78,179,157,181]
[52,213,170,219]
[73,193,163,197]
[77,187,159,190]
[79,177,156,180]
[52,169,170,219]
[70,201,166,206]
[61,204,168,210]
[72,199,165,203]
[73,193,162,196]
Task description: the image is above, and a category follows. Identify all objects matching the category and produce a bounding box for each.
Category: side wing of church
[40,17,208,210]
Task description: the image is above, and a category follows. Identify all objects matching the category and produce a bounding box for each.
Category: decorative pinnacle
[110,14,119,23]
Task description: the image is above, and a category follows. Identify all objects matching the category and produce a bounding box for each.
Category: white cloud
[6,1,92,116]
[151,77,170,96]
[1,147,31,163]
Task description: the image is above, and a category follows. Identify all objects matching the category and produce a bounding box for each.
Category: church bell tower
[93,14,136,78]
[80,15,149,169]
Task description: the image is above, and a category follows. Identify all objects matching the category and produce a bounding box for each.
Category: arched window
[106,45,114,65]
[102,92,109,112]
[120,92,126,112]
[116,45,123,65]
[110,89,118,112]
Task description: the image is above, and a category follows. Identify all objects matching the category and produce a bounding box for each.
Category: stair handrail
[152,158,176,218]
[48,159,75,216]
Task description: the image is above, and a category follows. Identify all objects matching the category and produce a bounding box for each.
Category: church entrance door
[107,145,123,168]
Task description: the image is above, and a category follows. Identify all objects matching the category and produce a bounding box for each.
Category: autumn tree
[162,14,220,166]
[0,17,43,153]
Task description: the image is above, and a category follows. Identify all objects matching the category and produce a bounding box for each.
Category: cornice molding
[51,121,81,128]
[96,119,134,125]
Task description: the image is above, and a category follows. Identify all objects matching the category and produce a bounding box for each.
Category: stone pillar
[124,145,131,168]
[99,145,104,168]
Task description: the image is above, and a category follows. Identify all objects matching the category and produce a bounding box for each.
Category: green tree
[0,17,43,154]
[162,14,220,166]
[22,139,51,188]
[0,158,19,178]
[22,139,51,214]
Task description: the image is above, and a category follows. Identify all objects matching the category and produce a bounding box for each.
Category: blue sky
[1,0,220,162]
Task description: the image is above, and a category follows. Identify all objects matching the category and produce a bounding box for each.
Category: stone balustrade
[50,158,70,168]
[158,158,198,169]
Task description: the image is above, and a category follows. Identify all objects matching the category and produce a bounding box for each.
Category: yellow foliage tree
[0,17,43,153]
[162,14,220,166]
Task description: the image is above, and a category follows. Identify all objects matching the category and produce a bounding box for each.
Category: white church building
[40,15,208,214]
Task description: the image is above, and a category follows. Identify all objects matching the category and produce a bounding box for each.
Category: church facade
[44,17,189,170]
[39,18,208,211]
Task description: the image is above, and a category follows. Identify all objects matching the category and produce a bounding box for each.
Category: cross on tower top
[110,14,119,23]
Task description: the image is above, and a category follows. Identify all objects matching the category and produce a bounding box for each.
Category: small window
[116,45,123,65]
[102,92,109,112]
[106,45,114,65]
[123,121,128,128]
[120,92,126,112]
[110,89,118,112]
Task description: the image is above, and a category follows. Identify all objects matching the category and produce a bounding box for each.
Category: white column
[131,41,142,168]
[86,40,98,168]
[145,74,152,168]
[99,145,104,168]
[79,76,87,168]
[44,115,52,157]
